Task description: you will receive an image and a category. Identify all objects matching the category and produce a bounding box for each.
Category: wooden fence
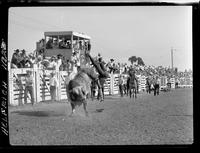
[8,67,192,106]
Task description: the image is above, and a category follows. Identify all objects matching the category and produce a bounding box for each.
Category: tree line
[128,56,145,66]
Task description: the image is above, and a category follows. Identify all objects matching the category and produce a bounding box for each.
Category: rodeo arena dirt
[6,34,193,145]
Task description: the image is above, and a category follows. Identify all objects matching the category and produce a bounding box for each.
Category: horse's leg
[135,88,137,99]
[102,87,104,99]
[154,85,156,96]
[83,100,89,117]
[129,89,131,98]
[124,85,127,95]
[69,102,76,117]
[149,85,151,94]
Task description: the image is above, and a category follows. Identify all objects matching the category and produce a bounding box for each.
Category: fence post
[42,69,45,101]
[110,72,114,95]
[33,65,37,104]
[57,71,61,101]
[34,65,41,103]
[170,77,175,89]
[8,68,13,106]
[137,75,141,92]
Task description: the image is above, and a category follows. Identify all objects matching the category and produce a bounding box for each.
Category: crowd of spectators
[10,48,192,80]
[104,58,192,80]
[10,48,80,72]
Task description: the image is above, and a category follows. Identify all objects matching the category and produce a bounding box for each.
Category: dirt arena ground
[9,88,193,145]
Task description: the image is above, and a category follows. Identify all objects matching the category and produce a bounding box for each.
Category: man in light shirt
[57,54,62,71]
[49,72,58,102]
[24,70,34,105]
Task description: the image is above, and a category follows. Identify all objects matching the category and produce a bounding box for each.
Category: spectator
[52,38,58,49]
[48,56,57,70]
[11,49,20,68]
[71,51,80,67]
[57,54,63,71]
[20,49,28,67]
[49,72,58,102]
[66,40,71,49]
[1,38,6,50]
[108,59,115,73]
[97,53,102,60]
[118,74,124,97]
[46,37,53,49]
[28,53,35,68]
[36,55,44,69]
[66,59,72,72]
[79,40,83,50]
[59,38,67,49]
[24,70,34,105]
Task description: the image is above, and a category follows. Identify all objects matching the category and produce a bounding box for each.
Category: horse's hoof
[69,114,73,117]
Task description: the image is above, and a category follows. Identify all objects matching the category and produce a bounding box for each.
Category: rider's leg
[86,53,109,78]
[96,79,103,101]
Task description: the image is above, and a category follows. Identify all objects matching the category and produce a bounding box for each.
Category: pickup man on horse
[127,68,138,99]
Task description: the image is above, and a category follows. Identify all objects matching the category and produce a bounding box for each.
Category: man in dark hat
[11,49,21,68]
[20,49,28,68]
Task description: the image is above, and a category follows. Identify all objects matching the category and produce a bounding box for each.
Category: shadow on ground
[11,110,64,117]
[95,108,104,113]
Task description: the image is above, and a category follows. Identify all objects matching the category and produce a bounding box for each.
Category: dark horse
[146,78,152,94]
[127,71,138,99]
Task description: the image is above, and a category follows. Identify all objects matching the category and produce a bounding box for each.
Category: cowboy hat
[51,55,57,59]
[14,49,19,52]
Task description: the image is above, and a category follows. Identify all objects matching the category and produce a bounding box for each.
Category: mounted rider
[127,67,138,98]
[127,67,138,86]
[85,51,110,101]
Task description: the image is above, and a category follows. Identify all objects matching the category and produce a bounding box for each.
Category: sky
[8,6,192,71]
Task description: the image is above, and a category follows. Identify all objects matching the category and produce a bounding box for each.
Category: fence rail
[8,67,193,106]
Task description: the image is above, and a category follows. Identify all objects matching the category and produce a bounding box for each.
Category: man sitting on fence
[11,49,21,68]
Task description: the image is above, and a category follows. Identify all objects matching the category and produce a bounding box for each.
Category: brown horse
[127,75,138,99]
